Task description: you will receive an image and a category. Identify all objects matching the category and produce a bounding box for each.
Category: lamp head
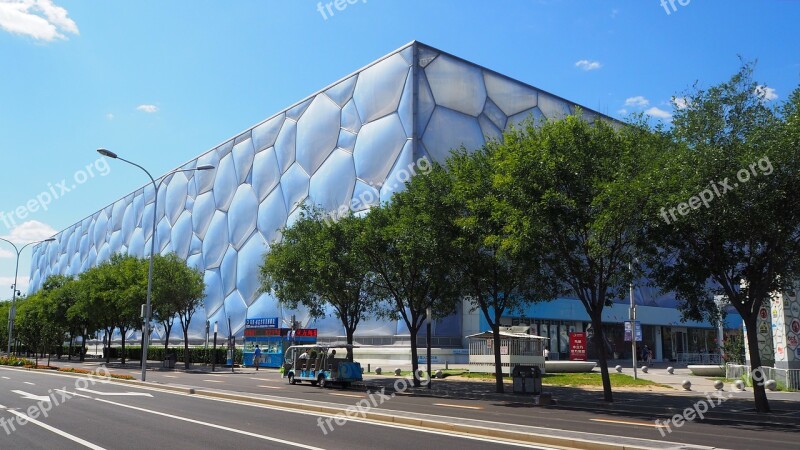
[97,148,118,158]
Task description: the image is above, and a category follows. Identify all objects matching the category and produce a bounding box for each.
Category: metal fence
[725,363,800,391]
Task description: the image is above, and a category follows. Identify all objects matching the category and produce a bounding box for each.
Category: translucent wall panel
[30,42,607,341]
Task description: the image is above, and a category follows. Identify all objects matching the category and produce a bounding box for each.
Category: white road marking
[163,375,177,378]
[55,389,92,399]
[93,398,325,450]
[590,418,665,428]
[0,404,6,409]
[11,390,51,402]
[432,403,483,410]
[7,409,106,450]
[24,381,35,385]
[203,379,224,383]
[329,393,366,398]
[76,388,153,397]
[257,385,282,390]
[1,376,9,379]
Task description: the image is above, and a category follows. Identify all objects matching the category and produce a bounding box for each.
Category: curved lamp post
[1,237,56,354]
[97,148,214,381]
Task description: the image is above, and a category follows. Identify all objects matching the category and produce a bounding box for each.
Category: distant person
[253,345,262,371]
[299,350,310,359]
[543,348,549,360]
[641,345,650,364]
[329,349,337,359]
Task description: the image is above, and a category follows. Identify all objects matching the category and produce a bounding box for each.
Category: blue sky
[1,0,798,294]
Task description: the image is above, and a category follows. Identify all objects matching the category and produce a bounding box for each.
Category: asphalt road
[88,364,799,449]
[0,366,555,450]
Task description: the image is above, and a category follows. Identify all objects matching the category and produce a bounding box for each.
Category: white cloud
[755,85,778,101]
[617,108,628,115]
[0,248,13,258]
[645,107,672,120]
[575,60,602,71]
[0,220,58,243]
[0,0,78,41]
[625,96,650,107]
[136,104,159,113]
[673,96,689,109]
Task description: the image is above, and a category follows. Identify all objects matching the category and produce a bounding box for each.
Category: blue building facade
[28,41,736,357]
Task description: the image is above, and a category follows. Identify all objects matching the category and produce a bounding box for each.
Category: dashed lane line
[590,418,665,428]
[203,380,224,383]
[329,393,366,398]
[432,403,483,410]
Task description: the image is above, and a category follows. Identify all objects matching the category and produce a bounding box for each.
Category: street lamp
[97,148,214,381]
[1,237,56,355]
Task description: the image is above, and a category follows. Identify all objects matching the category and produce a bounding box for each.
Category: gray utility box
[512,365,542,395]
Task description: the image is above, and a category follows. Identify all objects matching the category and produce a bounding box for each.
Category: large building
[29,41,760,363]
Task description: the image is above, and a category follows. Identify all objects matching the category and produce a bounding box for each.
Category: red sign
[569,332,587,361]
[759,307,768,320]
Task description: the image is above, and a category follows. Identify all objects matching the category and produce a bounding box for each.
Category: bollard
[445,360,449,370]
[682,380,692,391]
[714,380,724,391]
[667,366,674,374]
[368,363,371,373]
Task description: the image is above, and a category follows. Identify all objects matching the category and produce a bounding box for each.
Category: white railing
[725,363,800,391]
[678,352,722,364]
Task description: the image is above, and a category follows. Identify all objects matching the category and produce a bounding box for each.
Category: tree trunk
[345,327,355,361]
[743,313,770,413]
[120,327,127,364]
[80,333,86,362]
[105,327,112,364]
[183,327,191,370]
[492,322,504,393]
[592,314,613,402]
[68,334,74,361]
[409,326,420,387]
[163,324,172,350]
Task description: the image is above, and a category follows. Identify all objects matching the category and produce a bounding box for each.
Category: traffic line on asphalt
[203,379,224,383]
[258,385,283,390]
[54,389,92,399]
[163,375,177,378]
[590,418,665,428]
[1,376,9,379]
[432,403,484,410]
[7,409,106,450]
[76,388,153,397]
[0,404,6,409]
[11,390,51,402]
[24,381,35,385]
[92,398,325,450]
[329,393,366,398]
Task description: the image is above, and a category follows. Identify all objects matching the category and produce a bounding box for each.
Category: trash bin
[163,352,177,369]
[512,365,542,395]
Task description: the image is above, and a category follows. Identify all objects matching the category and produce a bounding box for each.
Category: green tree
[77,254,146,364]
[447,147,559,393]
[0,300,10,353]
[359,168,462,386]
[493,113,661,402]
[152,253,204,369]
[260,206,375,354]
[641,64,800,413]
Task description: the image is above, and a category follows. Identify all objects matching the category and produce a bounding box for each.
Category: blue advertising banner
[245,317,278,328]
[624,321,642,342]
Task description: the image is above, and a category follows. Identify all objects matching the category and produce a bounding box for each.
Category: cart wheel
[318,375,327,388]
[288,373,297,385]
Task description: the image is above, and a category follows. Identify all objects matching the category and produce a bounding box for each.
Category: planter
[687,364,725,377]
